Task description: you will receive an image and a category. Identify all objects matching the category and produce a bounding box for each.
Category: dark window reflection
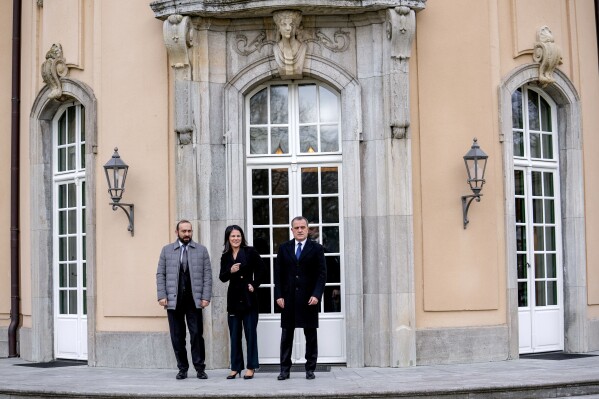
[302,197,319,223]
[252,199,270,225]
[322,197,339,223]
[326,256,340,283]
[258,287,272,314]
[302,168,318,194]
[273,228,289,253]
[252,169,268,195]
[324,286,341,313]
[272,168,289,195]
[253,228,270,255]
[321,168,338,194]
[518,282,528,307]
[322,226,339,253]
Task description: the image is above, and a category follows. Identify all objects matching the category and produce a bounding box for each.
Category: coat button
[240,276,244,279]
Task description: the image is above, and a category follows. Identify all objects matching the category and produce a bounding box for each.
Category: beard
[178,234,191,244]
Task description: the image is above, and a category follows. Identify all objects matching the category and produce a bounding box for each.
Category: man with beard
[157,220,213,380]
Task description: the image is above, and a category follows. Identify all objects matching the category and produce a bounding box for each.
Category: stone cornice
[150,0,426,19]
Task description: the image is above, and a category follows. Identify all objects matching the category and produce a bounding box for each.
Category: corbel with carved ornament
[533,26,563,87]
[163,14,194,75]
[41,43,69,100]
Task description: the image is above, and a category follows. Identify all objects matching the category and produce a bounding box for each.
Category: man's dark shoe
[306,371,315,380]
[176,370,187,380]
[277,372,290,380]
[197,370,208,379]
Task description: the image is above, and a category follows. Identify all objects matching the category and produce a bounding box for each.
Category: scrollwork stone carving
[163,14,194,73]
[41,43,68,100]
[386,6,415,60]
[533,26,563,87]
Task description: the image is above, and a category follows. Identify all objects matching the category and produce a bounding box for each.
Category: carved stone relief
[272,10,307,79]
[532,26,563,87]
[386,6,415,60]
[41,43,69,100]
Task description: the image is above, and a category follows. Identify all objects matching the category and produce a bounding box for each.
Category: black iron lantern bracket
[461,138,488,229]
[110,202,134,236]
[462,193,482,229]
[103,147,135,236]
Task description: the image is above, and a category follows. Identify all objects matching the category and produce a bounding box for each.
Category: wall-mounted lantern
[461,138,488,229]
[103,147,134,236]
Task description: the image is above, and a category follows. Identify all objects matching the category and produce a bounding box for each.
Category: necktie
[181,245,188,272]
[296,242,302,259]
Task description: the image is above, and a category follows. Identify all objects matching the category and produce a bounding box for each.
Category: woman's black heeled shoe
[226,371,240,379]
[243,370,254,380]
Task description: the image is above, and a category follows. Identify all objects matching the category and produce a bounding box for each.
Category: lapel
[299,239,314,260]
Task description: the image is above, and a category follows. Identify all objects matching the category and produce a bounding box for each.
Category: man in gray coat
[156,220,212,380]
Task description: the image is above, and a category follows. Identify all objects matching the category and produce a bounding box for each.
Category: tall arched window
[512,85,563,354]
[53,103,87,360]
[246,81,345,364]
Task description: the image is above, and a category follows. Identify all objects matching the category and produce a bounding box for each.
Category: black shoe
[277,372,290,380]
[197,370,208,379]
[226,371,240,379]
[306,370,315,380]
[243,369,255,380]
[176,370,187,380]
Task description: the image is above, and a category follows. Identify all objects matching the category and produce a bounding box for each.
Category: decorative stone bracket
[41,43,69,100]
[163,14,194,76]
[533,26,563,87]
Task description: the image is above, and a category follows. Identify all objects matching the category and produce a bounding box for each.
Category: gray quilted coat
[156,240,213,310]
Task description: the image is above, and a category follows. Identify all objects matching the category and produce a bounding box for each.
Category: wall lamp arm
[461,194,482,229]
[110,203,134,236]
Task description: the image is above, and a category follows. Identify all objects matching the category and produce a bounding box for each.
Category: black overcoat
[219,246,264,314]
[274,239,327,329]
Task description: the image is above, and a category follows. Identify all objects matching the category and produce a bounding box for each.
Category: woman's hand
[230,263,241,273]
[248,284,254,293]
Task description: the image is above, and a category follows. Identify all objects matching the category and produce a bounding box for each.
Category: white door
[246,82,346,364]
[53,104,88,360]
[512,86,563,354]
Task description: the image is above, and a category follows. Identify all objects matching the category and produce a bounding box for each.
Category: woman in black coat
[219,225,264,379]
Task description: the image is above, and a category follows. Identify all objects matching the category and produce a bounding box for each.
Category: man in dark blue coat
[274,216,327,380]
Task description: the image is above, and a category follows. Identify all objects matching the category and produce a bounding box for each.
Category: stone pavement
[1,352,599,398]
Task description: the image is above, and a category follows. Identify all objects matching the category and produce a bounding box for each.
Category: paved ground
[1,353,599,398]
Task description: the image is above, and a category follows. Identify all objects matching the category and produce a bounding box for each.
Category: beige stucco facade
[1,0,598,367]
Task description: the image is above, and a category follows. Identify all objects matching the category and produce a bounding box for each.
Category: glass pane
[322,197,339,223]
[535,254,545,278]
[68,209,76,234]
[532,199,543,223]
[300,168,318,195]
[83,263,87,287]
[69,290,77,314]
[515,198,525,223]
[516,226,526,251]
[271,168,289,195]
[546,254,556,278]
[59,210,67,235]
[322,226,340,253]
[82,209,86,233]
[545,226,556,251]
[59,290,68,314]
[531,172,543,196]
[544,200,555,223]
[58,148,66,172]
[67,146,76,170]
[67,106,76,143]
[302,197,319,224]
[249,88,267,124]
[511,88,523,129]
[300,125,318,153]
[321,168,338,194]
[273,227,289,253]
[308,225,320,241]
[258,287,272,314]
[326,256,340,283]
[528,91,540,130]
[82,236,86,261]
[59,264,67,287]
[83,290,87,315]
[69,263,77,287]
[270,85,288,124]
[272,198,289,224]
[81,106,86,141]
[530,133,541,158]
[518,282,528,307]
[252,169,268,195]
[59,237,67,261]
[58,184,67,208]
[68,183,76,207]
[271,127,289,154]
[298,84,317,123]
[68,236,77,260]
[517,254,527,279]
[253,228,270,255]
[324,286,341,313]
[319,86,338,123]
[80,144,86,168]
[82,181,86,206]
[540,96,552,131]
[535,281,546,306]
[58,113,67,145]
[261,259,272,284]
[543,173,554,196]
[542,134,553,160]
[547,281,557,305]
[514,170,524,195]
[513,131,524,157]
[534,226,544,251]
[252,199,269,225]
[250,127,268,154]
[320,125,339,152]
